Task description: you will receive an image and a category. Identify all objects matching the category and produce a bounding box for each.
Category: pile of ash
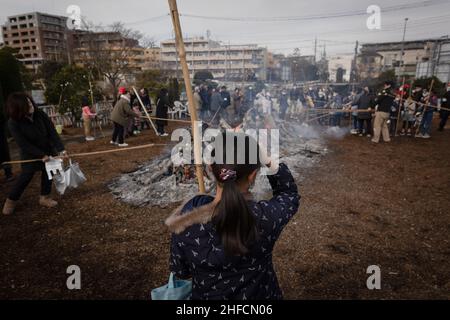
[108,118,327,208]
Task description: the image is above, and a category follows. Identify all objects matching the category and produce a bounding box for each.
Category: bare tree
[140,36,157,49]
[76,19,143,99]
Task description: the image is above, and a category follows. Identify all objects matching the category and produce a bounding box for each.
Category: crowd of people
[78,78,450,150]
[1,78,449,300]
[192,80,450,143]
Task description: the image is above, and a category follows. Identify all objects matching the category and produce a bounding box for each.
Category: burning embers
[109,114,327,208]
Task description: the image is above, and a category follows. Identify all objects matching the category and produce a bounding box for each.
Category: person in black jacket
[156,88,169,136]
[166,131,300,300]
[372,81,395,143]
[355,86,374,137]
[139,88,152,131]
[439,84,450,131]
[0,111,14,182]
[2,92,68,215]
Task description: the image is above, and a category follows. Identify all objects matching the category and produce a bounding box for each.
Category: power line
[123,14,170,26]
[180,0,450,23]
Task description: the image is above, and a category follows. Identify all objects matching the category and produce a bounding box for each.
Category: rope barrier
[139,115,192,124]
[1,143,169,166]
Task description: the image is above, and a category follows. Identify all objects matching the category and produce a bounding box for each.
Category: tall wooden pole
[168,0,205,193]
[415,79,434,135]
[394,77,406,137]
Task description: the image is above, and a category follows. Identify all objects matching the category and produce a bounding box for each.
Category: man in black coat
[156,88,169,136]
[372,81,395,143]
[439,83,450,131]
[356,86,375,137]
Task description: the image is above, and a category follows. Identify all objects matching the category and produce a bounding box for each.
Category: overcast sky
[1,0,450,56]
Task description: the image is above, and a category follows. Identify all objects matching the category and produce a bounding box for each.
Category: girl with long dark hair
[2,92,68,215]
[165,131,300,299]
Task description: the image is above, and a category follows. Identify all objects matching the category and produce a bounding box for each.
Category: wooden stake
[394,77,406,137]
[132,86,159,136]
[415,79,434,136]
[168,0,205,193]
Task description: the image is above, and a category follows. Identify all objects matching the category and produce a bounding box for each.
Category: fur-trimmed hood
[165,196,217,234]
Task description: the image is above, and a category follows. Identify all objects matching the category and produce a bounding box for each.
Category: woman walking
[166,131,300,300]
[2,92,68,215]
[110,88,138,147]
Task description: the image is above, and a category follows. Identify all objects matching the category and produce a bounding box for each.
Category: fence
[39,101,114,128]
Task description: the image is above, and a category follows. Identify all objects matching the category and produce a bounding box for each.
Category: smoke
[324,126,349,139]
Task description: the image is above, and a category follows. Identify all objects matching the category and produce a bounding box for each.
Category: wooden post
[168,0,206,193]
[415,79,434,135]
[132,86,159,136]
[394,77,406,137]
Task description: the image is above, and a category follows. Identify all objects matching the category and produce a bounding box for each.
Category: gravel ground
[0,120,449,299]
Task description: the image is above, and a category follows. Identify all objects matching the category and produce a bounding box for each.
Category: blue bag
[151,273,192,300]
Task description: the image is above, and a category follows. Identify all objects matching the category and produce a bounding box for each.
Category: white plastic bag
[51,159,86,195]
[45,158,64,180]
[65,159,86,189]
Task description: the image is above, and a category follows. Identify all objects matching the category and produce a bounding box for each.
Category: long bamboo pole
[168,0,205,193]
[394,77,406,137]
[132,86,159,136]
[415,79,434,136]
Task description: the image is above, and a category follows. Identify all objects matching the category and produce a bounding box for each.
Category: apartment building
[142,47,161,70]
[416,37,450,83]
[160,37,268,81]
[328,54,353,82]
[1,12,69,70]
[359,39,439,78]
[72,30,143,73]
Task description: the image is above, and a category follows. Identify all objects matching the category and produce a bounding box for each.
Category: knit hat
[119,87,127,94]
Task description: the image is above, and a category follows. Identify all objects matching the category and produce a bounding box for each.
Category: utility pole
[399,18,409,80]
[351,40,359,91]
[314,37,317,63]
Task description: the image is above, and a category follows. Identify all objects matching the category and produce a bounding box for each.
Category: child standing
[81,103,96,141]
[131,101,142,135]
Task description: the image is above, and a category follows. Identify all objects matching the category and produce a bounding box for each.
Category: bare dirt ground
[0,120,449,299]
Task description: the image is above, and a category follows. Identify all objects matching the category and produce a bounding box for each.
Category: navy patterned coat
[165,163,300,300]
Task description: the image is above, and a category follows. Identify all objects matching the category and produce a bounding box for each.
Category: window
[20,24,27,28]
[29,23,34,27]
[4,41,9,45]
[21,32,28,36]
[11,25,18,30]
